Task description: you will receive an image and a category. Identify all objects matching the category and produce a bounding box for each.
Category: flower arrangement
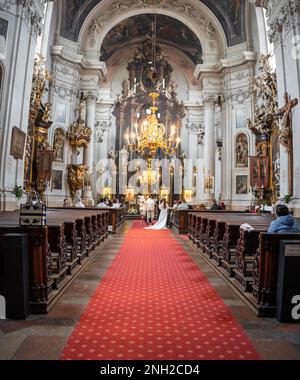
[282,193,293,204]
[127,206,139,215]
[12,185,24,200]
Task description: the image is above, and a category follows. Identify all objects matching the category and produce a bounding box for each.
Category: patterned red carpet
[61,222,260,360]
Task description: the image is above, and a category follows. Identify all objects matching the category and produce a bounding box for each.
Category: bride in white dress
[145,199,169,230]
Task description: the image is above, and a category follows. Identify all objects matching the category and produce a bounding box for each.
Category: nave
[0,221,299,360]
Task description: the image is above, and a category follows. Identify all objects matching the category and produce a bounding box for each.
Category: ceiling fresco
[61,0,246,47]
[100,14,203,64]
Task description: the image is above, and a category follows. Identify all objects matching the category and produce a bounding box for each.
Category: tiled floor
[0,221,300,360]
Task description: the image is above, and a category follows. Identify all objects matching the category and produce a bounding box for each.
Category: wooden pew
[0,221,53,310]
[233,226,268,292]
[49,207,124,234]
[251,232,300,317]
[188,210,300,316]
[220,216,274,277]
[0,208,109,314]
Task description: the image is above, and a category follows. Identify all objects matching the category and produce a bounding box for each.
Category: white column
[203,97,216,202]
[84,95,96,172]
[39,2,54,60]
[83,94,97,205]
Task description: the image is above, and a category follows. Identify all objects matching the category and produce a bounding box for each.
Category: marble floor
[0,221,300,360]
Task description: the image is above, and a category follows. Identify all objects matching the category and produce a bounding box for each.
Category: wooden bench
[0,208,110,314]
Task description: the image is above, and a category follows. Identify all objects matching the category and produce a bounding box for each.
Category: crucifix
[278,92,298,194]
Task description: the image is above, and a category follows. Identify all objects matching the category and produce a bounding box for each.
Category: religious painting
[52,170,63,190]
[204,176,214,192]
[249,157,269,189]
[37,149,54,184]
[53,128,65,162]
[10,126,26,160]
[55,103,67,124]
[100,14,203,64]
[236,108,247,129]
[235,133,248,168]
[0,18,8,58]
[236,175,248,194]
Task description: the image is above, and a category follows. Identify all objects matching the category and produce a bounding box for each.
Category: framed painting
[236,175,248,195]
[10,126,26,159]
[52,170,63,190]
[55,103,67,124]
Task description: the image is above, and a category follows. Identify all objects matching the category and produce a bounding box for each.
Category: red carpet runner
[61,222,260,360]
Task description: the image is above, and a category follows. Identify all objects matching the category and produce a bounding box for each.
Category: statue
[53,128,65,161]
[119,146,129,167]
[108,147,118,160]
[121,80,129,100]
[278,92,298,153]
[67,164,86,199]
[236,133,248,168]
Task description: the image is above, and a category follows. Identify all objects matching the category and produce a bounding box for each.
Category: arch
[106,43,195,97]
[235,132,249,168]
[77,1,228,64]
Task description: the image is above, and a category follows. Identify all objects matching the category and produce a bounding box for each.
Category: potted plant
[12,185,24,207]
[282,193,293,204]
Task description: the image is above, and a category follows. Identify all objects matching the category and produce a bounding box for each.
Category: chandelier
[125,92,179,159]
[124,0,180,194]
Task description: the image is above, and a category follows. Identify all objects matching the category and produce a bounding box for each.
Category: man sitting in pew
[210,199,222,211]
[178,199,189,210]
[96,198,107,208]
[268,204,300,233]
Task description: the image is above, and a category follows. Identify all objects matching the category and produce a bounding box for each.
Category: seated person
[268,204,300,233]
[96,198,107,208]
[112,198,120,208]
[173,200,179,210]
[210,199,222,210]
[178,199,189,210]
[220,201,226,210]
[196,203,207,211]
[107,200,113,207]
[75,195,85,208]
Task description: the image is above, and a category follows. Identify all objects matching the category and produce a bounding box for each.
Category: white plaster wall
[0,5,42,210]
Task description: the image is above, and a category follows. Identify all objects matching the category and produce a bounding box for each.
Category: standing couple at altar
[144,196,170,230]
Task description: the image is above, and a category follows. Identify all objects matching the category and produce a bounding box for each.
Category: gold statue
[67,164,87,199]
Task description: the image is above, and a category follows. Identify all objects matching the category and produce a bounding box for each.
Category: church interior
[0,0,300,362]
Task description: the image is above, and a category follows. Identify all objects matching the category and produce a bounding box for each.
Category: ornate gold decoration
[24,55,53,195]
[126,93,179,194]
[30,55,53,119]
[247,54,278,204]
[67,98,91,148]
[67,164,87,199]
[126,92,179,158]
[247,54,278,137]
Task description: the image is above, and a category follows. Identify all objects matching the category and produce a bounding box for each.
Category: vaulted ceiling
[100,14,203,64]
[61,0,246,47]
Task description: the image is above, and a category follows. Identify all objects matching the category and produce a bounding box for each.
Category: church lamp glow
[183,189,192,203]
[103,187,112,199]
[125,92,179,159]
